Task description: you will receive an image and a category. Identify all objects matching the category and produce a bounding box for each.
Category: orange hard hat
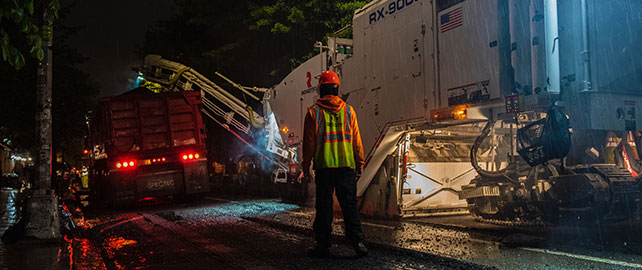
[318,70,340,86]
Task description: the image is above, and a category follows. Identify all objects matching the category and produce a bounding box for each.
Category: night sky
[62,0,173,97]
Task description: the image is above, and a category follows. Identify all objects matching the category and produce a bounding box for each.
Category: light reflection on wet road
[1,198,641,269]
[82,199,490,270]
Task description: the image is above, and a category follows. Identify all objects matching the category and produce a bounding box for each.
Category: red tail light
[181,152,200,161]
[151,157,166,163]
[116,160,136,169]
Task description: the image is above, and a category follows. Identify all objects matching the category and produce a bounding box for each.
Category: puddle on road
[103,236,142,269]
[105,236,138,250]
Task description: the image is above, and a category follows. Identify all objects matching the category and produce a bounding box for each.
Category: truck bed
[93,88,205,155]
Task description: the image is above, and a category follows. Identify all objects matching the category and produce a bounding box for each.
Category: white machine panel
[438,0,501,108]
[345,0,434,156]
[269,54,327,150]
[403,162,474,212]
[357,128,405,197]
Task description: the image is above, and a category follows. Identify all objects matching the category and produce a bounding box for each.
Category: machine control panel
[505,95,520,113]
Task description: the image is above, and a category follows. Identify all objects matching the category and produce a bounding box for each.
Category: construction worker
[302,70,368,257]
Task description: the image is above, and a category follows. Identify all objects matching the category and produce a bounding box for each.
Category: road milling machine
[268,0,642,222]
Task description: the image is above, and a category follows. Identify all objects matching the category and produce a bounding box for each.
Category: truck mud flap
[106,173,136,207]
[184,160,210,194]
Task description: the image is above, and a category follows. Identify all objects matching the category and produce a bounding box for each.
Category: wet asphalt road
[85,198,489,270]
[3,197,642,269]
[255,207,642,270]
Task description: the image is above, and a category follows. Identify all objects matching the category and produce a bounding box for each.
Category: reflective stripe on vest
[310,104,356,169]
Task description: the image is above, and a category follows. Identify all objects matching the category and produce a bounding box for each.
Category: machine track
[472,215,548,227]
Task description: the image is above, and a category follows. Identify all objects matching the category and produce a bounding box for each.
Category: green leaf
[27,0,34,15]
[271,22,290,34]
[256,19,270,27]
[287,8,304,24]
[15,52,24,69]
[36,48,43,60]
[11,48,19,65]
[1,44,8,61]
[21,21,29,32]
[53,0,61,18]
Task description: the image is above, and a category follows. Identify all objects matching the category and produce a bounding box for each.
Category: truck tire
[177,192,207,202]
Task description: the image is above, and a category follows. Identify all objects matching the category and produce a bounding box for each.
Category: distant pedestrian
[302,70,368,258]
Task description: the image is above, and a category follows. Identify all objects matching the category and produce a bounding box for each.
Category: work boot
[352,242,368,257]
[306,245,330,258]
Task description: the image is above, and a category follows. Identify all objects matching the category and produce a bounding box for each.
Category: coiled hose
[470,120,517,180]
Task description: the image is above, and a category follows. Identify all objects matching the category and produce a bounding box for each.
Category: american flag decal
[440,7,463,33]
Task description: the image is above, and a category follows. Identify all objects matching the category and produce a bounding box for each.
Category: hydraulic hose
[246,106,262,128]
[470,120,517,180]
[144,66,191,89]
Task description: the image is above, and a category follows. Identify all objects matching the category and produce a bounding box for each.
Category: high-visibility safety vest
[310,104,356,169]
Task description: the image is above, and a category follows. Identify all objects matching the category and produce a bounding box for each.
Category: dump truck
[138,55,296,198]
[88,88,209,206]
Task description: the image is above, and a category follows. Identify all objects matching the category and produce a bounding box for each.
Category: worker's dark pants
[313,168,365,247]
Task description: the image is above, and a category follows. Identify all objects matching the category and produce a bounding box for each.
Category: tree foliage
[0,0,60,69]
[0,3,98,165]
[141,0,366,162]
[142,0,366,87]
[248,0,367,69]
[142,0,277,87]
[249,0,366,35]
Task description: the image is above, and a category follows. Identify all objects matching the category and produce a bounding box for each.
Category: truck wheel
[178,193,207,202]
[92,182,111,209]
[103,185,115,208]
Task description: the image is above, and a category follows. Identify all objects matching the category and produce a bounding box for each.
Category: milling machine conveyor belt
[140,54,290,169]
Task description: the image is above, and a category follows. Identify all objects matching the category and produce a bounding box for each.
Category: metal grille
[458,186,500,199]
